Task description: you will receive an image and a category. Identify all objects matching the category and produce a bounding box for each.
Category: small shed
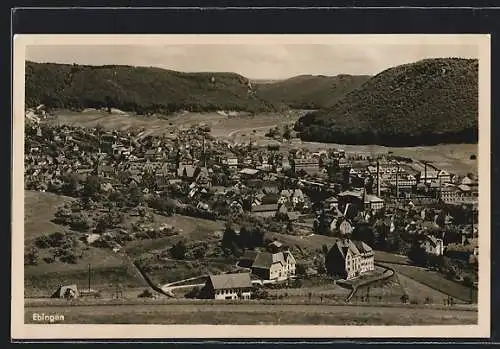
[51,284,80,299]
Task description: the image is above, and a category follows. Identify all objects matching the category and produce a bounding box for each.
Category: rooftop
[208,273,252,290]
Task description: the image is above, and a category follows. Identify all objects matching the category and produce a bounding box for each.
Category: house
[385,173,417,188]
[338,158,350,169]
[144,149,157,161]
[249,250,296,281]
[251,204,279,218]
[421,235,445,256]
[267,240,284,253]
[204,273,252,300]
[420,169,439,183]
[338,218,354,236]
[437,170,452,184]
[239,168,260,179]
[294,158,320,170]
[100,134,116,154]
[325,239,375,280]
[363,194,385,212]
[223,153,239,168]
[440,184,478,205]
[325,196,339,210]
[338,189,364,205]
[262,181,279,195]
[177,164,197,180]
[291,189,305,207]
[196,167,211,186]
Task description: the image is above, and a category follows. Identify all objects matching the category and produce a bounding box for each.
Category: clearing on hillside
[24,190,76,241]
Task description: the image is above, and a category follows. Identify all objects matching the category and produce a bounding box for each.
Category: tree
[25,246,39,266]
[128,184,145,207]
[463,275,474,288]
[69,213,91,232]
[61,174,80,197]
[109,190,127,208]
[83,175,101,199]
[408,243,427,266]
[283,124,292,140]
[400,294,409,304]
[169,240,187,260]
[321,244,329,255]
[95,209,123,233]
[352,222,375,246]
[314,211,330,236]
[296,264,307,276]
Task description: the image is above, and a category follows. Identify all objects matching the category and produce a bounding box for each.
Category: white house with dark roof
[241,247,296,281]
[204,273,252,300]
[363,193,385,212]
[421,235,445,256]
[325,239,375,280]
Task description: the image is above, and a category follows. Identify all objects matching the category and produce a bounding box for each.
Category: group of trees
[26,61,284,115]
[265,124,293,140]
[294,58,478,146]
[53,208,92,233]
[168,240,209,260]
[31,231,85,264]
[221,221,266,256]
[256,74,370,109]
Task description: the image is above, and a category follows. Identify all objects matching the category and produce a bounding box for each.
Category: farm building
[251,203,279,218]
[51,284,79,299]
[204,273,252,300]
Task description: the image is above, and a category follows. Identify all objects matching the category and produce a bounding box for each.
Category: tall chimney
[424,162,427,184]
[202,136,206,168]
[376,161,381,197]
[396,165,400,200]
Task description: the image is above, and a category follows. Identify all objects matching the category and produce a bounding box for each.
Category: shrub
[25,246,39,266]
[138,289,154,298]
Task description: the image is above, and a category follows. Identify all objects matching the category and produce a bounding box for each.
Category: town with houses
[24,106,479,305]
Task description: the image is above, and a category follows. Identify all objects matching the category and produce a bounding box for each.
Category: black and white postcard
[11,34,491,339]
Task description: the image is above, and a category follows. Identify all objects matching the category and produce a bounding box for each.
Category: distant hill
[256,74,370,109]
[294,58,479,146]
[25,61,286,115]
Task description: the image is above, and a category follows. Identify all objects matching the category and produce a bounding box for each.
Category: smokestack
[376,161,381,197]
[424,162,427,184]
[396,165,400,200]
[202,136,206,168]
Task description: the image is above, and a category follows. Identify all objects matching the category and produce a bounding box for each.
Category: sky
[26,43,478,80]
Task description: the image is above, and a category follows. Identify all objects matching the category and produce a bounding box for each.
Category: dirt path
[226,124,277,138]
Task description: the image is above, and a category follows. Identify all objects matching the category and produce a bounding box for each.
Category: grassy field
[396,273,455,304]
[24,303,477,325]
[125,214,224,256]
[23,190,150,297]
[25,248,147,297]
[380,262,475,303]
[374,251,409,264]
[24,191,76,241]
